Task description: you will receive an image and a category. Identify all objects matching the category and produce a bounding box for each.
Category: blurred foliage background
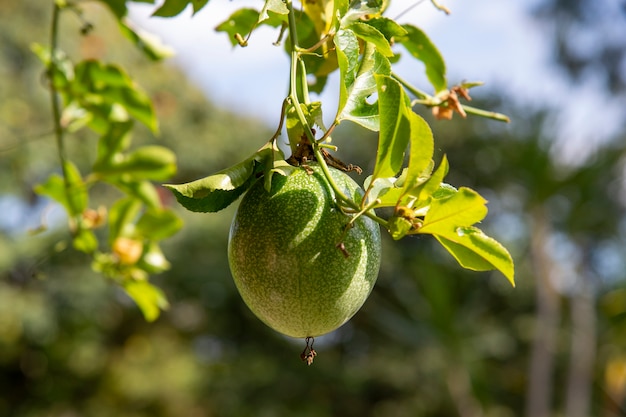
[2,1,626,416]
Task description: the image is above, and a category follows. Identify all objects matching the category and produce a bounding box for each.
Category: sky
[125,0,622,164]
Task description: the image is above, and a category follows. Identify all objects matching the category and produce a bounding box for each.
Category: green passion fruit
[228,164,382,338]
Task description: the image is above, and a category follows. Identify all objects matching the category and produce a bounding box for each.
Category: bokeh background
[2,0,626,416]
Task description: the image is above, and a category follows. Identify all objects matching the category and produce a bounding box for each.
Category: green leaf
[215,8,260,47]
[335,37,391,130]
[64,161,88,214]
[363,17,407,41]
[136,208,183,241]
[432,183,457,199]
[190,0,208,14]
[406,155,449,209]
[165,142,285,213]
[259,0,288,24]
[340,0,382,27]
[34,174,67,210]
[397,112,435,201]
[73,228,98,253]
[414,186,514,284]
[152,0,208,17]
[31,43,74,89]
[398,24,447,93]
[60,101,92,132]
[71,61,159,133]
[371,74,410,178]
[95,146,177,181]
[418,187,488,234]
[34,162,87,216]
[123,280,169,322]
[435,227,515,286]
[109,197,142,242]
[117,20,175,61]
[139,241,171,273]
[164,157,256,213]
[98,0,155,19]
[105,82,159,133]
[348,22,394,57]
[98,0,131,19]
[335,29,360,108]
[388,215,413,240]
[363,176,395,204]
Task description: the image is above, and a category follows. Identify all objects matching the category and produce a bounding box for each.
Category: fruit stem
[312,145,389,229]
[285,0,388,230]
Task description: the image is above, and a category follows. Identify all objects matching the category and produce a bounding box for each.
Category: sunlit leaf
[123,280,169,322]
[216,8,260,46]
[398,24,447,93]
[335,37,391,130]
[117,19,175,61]
[435,227,515,286]
[419,187,488,234]
[165,142,285,212]
[152,0,208,17]
[98,0,156,19]
[388,215,413,240]
[406,155,449,209]
[348,21,394,57]
[335,28,360,108]
[340,0,382,27]
[371,74,410,179]
[397,112,435,201]
[259,0,288,24]
[363,17,407,41]
[139,241,171,273]
[164,157,256,213]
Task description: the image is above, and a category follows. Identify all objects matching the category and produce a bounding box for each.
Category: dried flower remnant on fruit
[300,337,317,365]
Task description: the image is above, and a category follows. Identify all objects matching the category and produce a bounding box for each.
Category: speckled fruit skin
[228,165,382,338]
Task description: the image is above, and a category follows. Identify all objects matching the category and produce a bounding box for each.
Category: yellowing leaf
[418,187,488,234]
[435,227,515,286]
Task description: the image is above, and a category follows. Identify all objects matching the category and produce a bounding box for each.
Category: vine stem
[284,1,388,230]
[49,1,79,229]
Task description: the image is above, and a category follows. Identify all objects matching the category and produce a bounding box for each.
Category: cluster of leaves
[35,0,183,320]
[166,0,515,285]
[39,0,514,322]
